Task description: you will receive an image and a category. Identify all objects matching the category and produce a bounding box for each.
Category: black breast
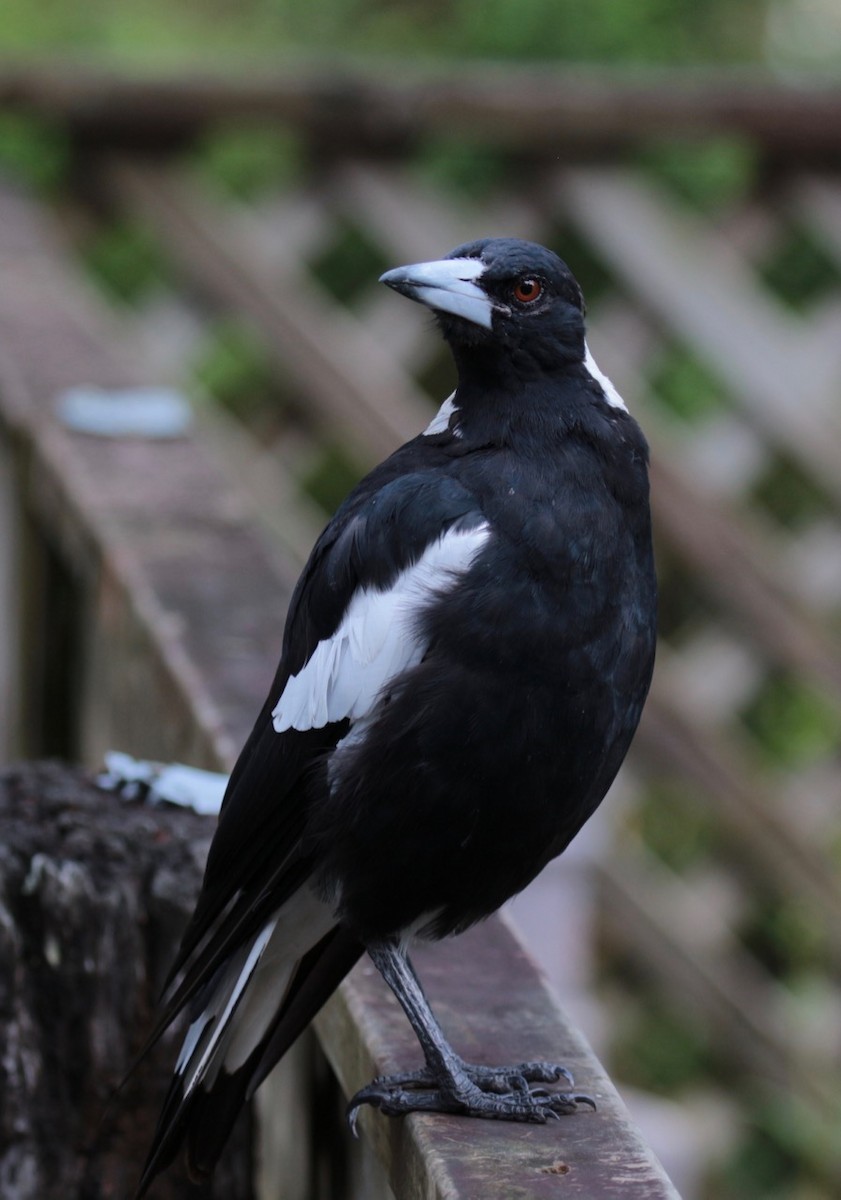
[306,408,656,943]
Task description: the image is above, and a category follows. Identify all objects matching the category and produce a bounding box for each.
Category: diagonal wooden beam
[106,158,433,464]
[558,168,841,510]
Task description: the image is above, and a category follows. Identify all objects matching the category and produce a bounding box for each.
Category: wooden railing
[0,179,679,1196]
[1,60,841,159]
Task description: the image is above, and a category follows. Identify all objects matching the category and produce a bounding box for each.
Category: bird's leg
[376,953,577,1093]
[347,942,594,1134]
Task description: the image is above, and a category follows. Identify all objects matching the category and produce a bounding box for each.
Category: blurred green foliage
[301,442,364,513]
[750,451,834,530]
[609,993,714,1093]
[716,1113,811,1200]
[635,779,718,870]
[413,139,514,202]
[193,319,282,426]
[649,342,730,425]
[716,1091,841,1200]
[640,137,758,213]
[309,219,391,305]
[741,670,841,769]
[81,218,172,304]
[758,220,841,311]
[195,126,304,199]
[0,0,765,64]
[739,891,830,978]
[0,114,70,194]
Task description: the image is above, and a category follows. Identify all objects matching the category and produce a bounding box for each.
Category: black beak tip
[379,267,412,296]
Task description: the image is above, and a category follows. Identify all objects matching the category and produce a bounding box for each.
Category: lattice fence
[15,78,841,1196]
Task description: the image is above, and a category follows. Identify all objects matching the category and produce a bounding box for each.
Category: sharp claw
[532,1064,573,1086]
[541,1091,597,1116]
[347,1103,361,1139]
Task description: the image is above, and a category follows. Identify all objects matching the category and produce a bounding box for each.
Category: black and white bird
[136,237,657,1193]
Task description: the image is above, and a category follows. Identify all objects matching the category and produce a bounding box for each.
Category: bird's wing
[272,517,491,732]
[136,898,363,1194]
[159,462,491,1009]
[135,463,492,1193]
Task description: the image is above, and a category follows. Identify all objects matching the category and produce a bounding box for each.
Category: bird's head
[380,238,586,376]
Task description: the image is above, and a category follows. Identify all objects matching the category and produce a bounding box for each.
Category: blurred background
[1,2,841,1198]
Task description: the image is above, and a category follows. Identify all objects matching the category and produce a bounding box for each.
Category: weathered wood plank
[2,61,841,160]
[0,760,254,1199]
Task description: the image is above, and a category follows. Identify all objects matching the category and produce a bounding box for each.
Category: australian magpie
[136,237,657,1193]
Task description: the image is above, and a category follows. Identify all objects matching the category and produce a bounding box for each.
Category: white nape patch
[423,392,461,438]
[273,522,492,734]
[584,343,628,412]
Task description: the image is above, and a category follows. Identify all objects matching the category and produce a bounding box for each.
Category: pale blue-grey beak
[380,257,494,330]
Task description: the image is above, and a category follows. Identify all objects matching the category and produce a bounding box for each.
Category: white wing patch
[272,522,491,734]
[221,889,335,1073]
[174,887,335,1091]
[423,391,462,438]
[177,915,278,1094]
[584,342,628,412]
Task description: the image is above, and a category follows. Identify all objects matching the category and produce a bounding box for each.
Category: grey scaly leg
[347,942,594,1134]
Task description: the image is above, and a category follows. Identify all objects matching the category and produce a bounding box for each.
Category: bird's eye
[512,277,543,304]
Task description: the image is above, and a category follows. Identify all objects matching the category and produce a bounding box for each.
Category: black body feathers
[136,238,656,1193]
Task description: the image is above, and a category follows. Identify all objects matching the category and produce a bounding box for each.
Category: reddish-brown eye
[512,277,542,304]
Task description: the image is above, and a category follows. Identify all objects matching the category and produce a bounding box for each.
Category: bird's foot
[354,1058,573,1095]
[347,1059,595,1136]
